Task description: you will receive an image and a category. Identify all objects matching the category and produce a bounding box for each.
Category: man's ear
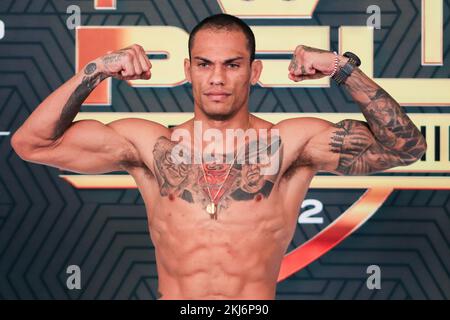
[184,58,192,83]
[250,60,263,86]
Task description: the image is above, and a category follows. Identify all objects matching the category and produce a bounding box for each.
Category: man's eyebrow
[224,57,244,63]
[193,57,213,63]
[193,56,244,64]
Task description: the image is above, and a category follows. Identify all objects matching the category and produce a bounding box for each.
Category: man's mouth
[205,91,231,102]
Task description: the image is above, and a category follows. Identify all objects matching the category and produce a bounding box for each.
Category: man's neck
[187,108,253,163]
[193,109,252,133]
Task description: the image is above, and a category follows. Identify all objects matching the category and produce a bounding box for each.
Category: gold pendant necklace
[199,118,251,219]
[201,154,237,220]
[206,202,216,215]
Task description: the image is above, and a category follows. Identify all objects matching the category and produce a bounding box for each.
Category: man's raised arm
[11,44,153,174]
[287,45,426,175]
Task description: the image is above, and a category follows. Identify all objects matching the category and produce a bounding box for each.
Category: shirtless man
[11,14,426,299]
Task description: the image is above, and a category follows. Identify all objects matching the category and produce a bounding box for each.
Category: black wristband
[332,52,361,85]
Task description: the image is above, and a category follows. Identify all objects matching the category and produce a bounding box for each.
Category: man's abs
[147,195,295,299]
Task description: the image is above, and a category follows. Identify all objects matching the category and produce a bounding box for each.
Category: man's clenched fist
[95,44,152,81]
[288,45,340,82]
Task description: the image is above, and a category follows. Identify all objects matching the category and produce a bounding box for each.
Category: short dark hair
[188,14,256,62]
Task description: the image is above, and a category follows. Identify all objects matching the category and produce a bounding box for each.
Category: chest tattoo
[152,136,283,213]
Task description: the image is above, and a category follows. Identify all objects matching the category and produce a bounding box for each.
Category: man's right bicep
[23,119,141,174]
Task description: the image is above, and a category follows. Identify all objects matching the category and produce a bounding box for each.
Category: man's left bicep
[343,139,415,175]
[328,119,377,175]
[307,119,408,175]
[312,119,422,175]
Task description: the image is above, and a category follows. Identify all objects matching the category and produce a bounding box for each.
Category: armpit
[283,146,314,180]
[117,144,145,170]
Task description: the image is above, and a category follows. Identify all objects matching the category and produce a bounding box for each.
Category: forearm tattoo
[328,67,427,175]
[101,51,127,74]
[51,63,107,140]
[152,136,283,212]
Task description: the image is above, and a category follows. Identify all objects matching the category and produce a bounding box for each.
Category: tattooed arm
[11,44,153,173]
[287,45,426,175]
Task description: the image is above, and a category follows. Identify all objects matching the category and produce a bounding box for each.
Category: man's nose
[209,65,226,85]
